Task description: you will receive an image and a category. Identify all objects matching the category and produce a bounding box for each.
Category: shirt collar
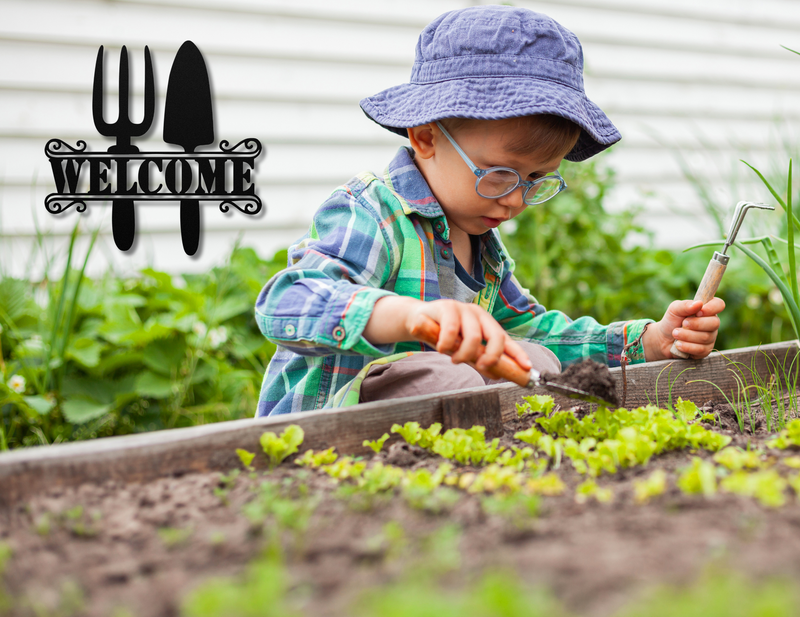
[382,146,507,267]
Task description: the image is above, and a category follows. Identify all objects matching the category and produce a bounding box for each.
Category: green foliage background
[0,153,796,449]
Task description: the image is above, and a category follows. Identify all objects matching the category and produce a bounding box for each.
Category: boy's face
[409,118,565,237]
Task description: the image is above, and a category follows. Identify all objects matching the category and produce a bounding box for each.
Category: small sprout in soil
[633,469,667,504]
[677,457,718,498]
[713,447,765,471]
[787,473,800,500]
[720,469,788,508]
[517,394,555,418]
[514,427,543,446]
[260,425,304,469]
[0,541,12,574]
[363,433,390,453]
[295,447,338,468]
[766,419,800,450]
[526,473,566,496]
[64,505,83,520]
[34,513,51,537]
[158,526,194,549]
[575,479,613,504]
[209,531,226,546]
[783,456,800,469]
[674,398,700,422]
[481,492,541,527]
[236,448,255,470]
[214,469,240,505]
[700,412,717,425]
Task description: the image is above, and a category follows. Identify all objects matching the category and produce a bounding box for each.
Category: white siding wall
[1,0,799,277]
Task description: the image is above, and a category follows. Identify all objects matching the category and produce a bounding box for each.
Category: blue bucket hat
[359,6,620,162]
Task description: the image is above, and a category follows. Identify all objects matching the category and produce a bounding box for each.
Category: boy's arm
[255,187,399,357]
[492,271,653,367]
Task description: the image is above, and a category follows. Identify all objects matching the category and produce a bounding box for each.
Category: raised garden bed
[1,341,800,617]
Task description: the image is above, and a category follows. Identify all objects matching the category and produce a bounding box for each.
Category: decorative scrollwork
[219,197,262,215]
[218,138,262,157]
[44,195,88,214]
[45,139,88,157]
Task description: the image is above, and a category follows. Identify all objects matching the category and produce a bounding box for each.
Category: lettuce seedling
[713,447,764,472]
[677,457,718,497]
[358,462,405,494]
[363,433,390,454]
[766,419,800,450]
[260,425,304,469]
[633,469,667,504]
[674,398,700,422]
[575,479,613,504]
[721,469,788,508]
[787,473,800,499]
[783,456,800,469]
[516,394,555,417]
[321,457,366,481]
[513,427,542,445]
[467,464,525,494]
[526,473,566,496]
[295,447,338,468]
[236,448,256,470]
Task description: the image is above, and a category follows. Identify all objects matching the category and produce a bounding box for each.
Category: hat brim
[360,77,620,162]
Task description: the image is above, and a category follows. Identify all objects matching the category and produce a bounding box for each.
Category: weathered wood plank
[1,341,797,508]
[442,390,503,438]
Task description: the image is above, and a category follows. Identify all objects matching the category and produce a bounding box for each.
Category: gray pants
[358,341,561,404]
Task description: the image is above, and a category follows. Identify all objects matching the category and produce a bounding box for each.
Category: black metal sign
[44,41,263,255]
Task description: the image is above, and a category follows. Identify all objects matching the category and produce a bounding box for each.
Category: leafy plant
[236,448,256,469]
[363,433,390,453]
[574,479,613,504]
[259,425,304,469]
[633,469,667,504]
[720,469,788,508]
[766,419,800,449]
[677,458,718,497]
[295,447,338,468]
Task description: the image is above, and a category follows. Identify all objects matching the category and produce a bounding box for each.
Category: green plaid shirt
[255,147,651,416]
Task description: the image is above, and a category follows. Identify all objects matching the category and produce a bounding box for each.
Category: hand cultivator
[671,201,774,359]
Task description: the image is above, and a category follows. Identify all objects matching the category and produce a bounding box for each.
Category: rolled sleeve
[255,186,398,357]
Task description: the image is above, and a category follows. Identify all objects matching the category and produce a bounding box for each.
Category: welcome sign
[44,41,263,256]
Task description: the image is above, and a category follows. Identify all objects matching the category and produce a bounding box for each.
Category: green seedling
[516,394,555,418]
[677,457,718,497]
[321,457,366,481]
[260,425,304,469]
[526,473,566,496]
[767,419,800,449]
[295,447,338,468]
[158,526,194,549]
[720,469,788,508]
[783,456,800,469]
[674,398,700,422]
[481,492,541,526]
[214,468,240,505]
[464,464,525,494]
[575,479,613,504]
[390,422,441,448]
[633,469,667,504]
[699,412,717,425]
[236,448,255,469]
[513,427,543,445]
[787,473,800,500]
[713,447,765,471]
[363,433,390,454]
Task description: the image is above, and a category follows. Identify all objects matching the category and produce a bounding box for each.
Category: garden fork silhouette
[93,45,155,251]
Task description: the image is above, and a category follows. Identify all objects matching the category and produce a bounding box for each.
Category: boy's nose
[496,186,527,210]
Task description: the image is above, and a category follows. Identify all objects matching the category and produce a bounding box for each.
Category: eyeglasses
[435,121,567,206]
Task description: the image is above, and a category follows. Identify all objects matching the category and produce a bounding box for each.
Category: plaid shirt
[254,147,651,417]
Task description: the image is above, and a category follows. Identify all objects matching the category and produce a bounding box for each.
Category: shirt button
[332,325,346,341]
[440,247,451,259]
[284,324,296,337]
[434,220,445,234]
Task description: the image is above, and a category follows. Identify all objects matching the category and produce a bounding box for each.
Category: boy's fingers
[450,309,482,363]
[696,297,725,318]
[681,315,721,332]
[475,315,511,369]
[672,327,716,345]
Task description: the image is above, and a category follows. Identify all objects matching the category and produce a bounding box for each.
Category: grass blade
[734,241,800,340]
[741,159,800,233]
[788,159,798,306]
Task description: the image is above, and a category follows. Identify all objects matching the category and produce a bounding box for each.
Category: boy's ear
[407,124,437,159]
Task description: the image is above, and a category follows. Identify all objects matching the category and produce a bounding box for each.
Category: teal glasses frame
[435,121,567,205]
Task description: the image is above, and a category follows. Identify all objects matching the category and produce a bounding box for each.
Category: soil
[2,397,800,617]
[542,359,620,407]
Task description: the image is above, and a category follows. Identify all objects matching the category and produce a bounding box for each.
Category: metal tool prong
[723,201,775,255]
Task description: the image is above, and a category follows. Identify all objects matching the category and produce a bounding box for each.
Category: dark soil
[1,398,799,617]
[542,359,619,407]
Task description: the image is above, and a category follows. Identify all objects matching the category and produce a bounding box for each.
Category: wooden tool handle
[670,255,727,359]
[408,314,531,387]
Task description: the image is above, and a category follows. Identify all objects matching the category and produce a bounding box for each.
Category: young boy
[254,6,724,417]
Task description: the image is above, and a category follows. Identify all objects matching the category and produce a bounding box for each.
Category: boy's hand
[405,299,533,377]
[643,298,726,361]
